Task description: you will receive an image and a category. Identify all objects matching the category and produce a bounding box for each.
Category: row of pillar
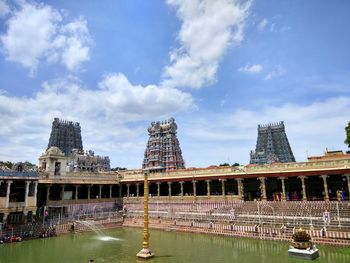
[0,180,38,208]
[125,174,350,201]
[46,184,121,202]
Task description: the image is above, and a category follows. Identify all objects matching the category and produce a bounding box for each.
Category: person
[337,190,342,202]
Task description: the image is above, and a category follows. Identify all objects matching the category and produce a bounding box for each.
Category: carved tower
[250,121,295,164]
[143,118,185,172]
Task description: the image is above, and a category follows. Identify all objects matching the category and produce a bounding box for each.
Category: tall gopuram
[47,118,83,156]
[250,121,295,164]
[142,118,185,172]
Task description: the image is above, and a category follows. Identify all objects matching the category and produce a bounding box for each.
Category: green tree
[219,163,230,167]
[345,121,350,152]
[232,163,240,167]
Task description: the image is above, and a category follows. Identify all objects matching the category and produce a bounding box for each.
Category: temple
[142,118,185,172]
[250,121,295,164]
[47,118,83,156]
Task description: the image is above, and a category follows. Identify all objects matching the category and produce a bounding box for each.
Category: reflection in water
[0,227,349,263]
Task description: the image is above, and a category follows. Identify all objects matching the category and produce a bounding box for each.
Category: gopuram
[142,118,185,172]
[250,121,295,164]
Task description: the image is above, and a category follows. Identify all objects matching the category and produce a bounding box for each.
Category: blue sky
[0,0,349,168]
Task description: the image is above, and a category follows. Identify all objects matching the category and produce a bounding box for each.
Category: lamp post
[136,170,154,259]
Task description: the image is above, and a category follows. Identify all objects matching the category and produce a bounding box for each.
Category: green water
[0,228,349,263]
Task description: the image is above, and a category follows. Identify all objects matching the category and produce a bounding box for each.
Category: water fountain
[75,220,119,241]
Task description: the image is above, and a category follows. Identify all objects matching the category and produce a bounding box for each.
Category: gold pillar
[206,180,211,198]
[320,175,329,201]
[136,171,154,258]
[299,176,307,201]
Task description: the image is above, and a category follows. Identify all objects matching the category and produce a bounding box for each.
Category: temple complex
[250,121,295,164]
[142,118,185,172]
[47,118,83,156]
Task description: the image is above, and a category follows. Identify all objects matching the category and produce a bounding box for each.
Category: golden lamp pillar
[136,170,154,259]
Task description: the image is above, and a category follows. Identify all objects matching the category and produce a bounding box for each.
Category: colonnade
[0,180,38,208]
[123,174,350,201]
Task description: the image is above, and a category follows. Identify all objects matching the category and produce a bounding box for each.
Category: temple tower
[250,121,295,164]
[47,118,83,156]
[142,118,185,172]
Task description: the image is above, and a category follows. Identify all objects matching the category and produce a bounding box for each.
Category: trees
[345,122,350,152]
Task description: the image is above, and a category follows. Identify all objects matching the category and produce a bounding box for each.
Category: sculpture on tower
[250,121,295,164]
[142,118,185,172]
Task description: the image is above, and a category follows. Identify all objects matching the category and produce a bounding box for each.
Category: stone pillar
[109,185,113,198]
[61,185,65,200]
[136,183,140,198]
[118,184,122,197]
[46,184,51,203]
[87,185,91,200]
[220,179,226,198]
[192,181,197,198]
[320,175,329,201]
[258,177,267,201]
[5,181,13,208]
[236,178,244,200]
[99,185,102,198]
[206,180,211,198]
[168,182,172,198]
[157,182,160,197]
[75,185,79,200]
[344,174,350,197]
[278,177,287,201]
[24,181,31,208]
[33,181,38,206]
[298,176,307,201]
[179,181,184,197]
[126,184,130,198]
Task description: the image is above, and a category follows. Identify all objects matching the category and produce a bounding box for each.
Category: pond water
[0,228,349,263]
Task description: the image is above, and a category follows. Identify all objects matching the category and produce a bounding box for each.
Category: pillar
[118,184,122,197]
[61,185,65,200]
[157,182,160,197]
[87,185,91,200]
[278,177,287,201]
[344,174,350,198]
[46,184,51,203]
[99,185,102,198]
[220,179,226,198]
[320,175,329,201]
[168,182,172,198]
[236,178,244,200]
[179,181,184,197]
[136,183,140,198]
[298,176,307,201]
[206,180,211,198]
[24,181,31,208]
[5,181,13,208]
[126,184,130,198]
[75,185,79,200]
[192,181,197,198]
[109,185,113,198]
[33,181,38,206]
[258,177,267,201]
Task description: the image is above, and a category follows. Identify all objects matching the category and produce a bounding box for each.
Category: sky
[0,0,349,169]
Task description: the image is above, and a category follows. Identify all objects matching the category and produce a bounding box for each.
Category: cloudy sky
[0,0,349,168]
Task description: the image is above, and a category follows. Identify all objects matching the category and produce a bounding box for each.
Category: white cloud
[239,63,263,73]
[0,0,10,18]
[264,65,286,80]
[162,0,252,89]
[0,74,193,166]
[0,1,91,74]
[182,97,350,166]
[258,18,268,31]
